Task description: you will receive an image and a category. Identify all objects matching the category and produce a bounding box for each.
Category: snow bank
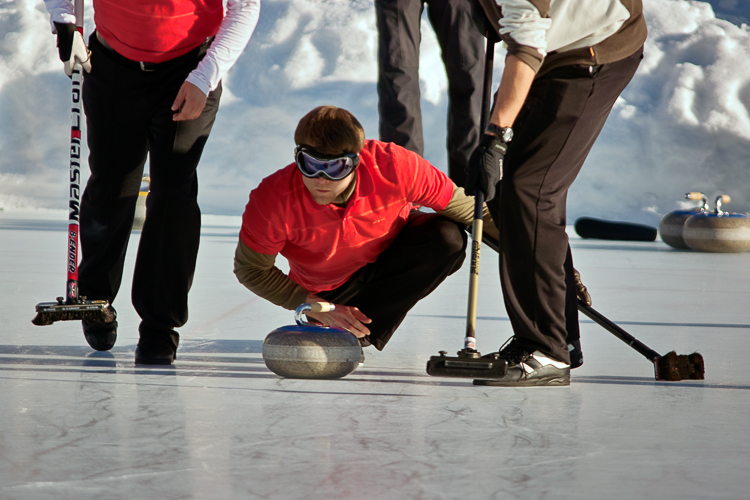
[1,0,749,223]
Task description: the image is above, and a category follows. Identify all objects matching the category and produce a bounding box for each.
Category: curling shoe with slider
[474,342,570,387]
[82,306,117,351]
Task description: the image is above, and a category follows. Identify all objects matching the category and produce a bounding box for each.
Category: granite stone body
[683,212,750,253]
[659,209,703,249]
[263,325,361,379]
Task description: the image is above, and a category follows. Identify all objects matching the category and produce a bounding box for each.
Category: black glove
[53,22,76,62]
[465,133,507,202]
[53,22,91,77]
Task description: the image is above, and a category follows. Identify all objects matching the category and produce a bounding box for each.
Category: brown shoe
[573,268,592,306]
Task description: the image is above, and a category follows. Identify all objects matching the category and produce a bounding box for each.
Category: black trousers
[487,49,643,363]
[319,212,467,350]
[375,0,484,186]
[79,33,221,342]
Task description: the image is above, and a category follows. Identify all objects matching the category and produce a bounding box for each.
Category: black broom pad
[574,217,657,242]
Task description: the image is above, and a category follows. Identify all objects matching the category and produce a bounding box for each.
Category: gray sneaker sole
[473,365,570,387]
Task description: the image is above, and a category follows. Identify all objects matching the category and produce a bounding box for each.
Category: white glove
[53,22,92,77]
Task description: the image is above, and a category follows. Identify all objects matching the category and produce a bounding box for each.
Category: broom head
[32,299,114,326]
[655,351,705,381]
[427,350,508,379]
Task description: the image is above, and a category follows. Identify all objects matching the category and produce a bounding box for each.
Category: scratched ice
[1,210,748,500]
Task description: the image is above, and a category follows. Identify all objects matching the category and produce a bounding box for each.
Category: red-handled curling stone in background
[659,191,708,249]
[262,302,361,379]
[683,195,750,253]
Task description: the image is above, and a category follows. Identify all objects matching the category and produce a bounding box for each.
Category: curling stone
[659,191,708,249]
[262,302,361,379]
[683,195,750,253]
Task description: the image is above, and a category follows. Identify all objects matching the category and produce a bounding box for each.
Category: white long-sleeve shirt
[43,0,261,95]
[479,0,646,75]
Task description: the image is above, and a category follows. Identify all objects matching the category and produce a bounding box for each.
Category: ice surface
[1,210,749,499]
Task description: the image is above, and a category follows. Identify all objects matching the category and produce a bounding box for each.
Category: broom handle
[576,303,662,362]
[75,0,83,29]
[476,230,664,362]
[464,34,495,349]
[480,36,494,130]
[465,190,483,348]
[65,0,84,304]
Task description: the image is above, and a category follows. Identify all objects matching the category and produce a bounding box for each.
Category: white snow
[1,0,749,225]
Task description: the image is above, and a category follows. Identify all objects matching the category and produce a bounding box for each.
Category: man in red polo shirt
[235,105,497,350]
[43,0,260,364]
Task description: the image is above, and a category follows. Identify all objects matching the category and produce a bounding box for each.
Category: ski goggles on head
[295,146,360,181]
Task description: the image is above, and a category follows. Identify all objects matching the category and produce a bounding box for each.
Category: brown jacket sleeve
[437,184,500,240]
[233,240,311,311]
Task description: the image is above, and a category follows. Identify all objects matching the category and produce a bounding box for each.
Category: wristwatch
[485,124,514,143]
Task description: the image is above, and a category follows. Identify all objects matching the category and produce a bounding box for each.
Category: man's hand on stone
[306,302,372,339]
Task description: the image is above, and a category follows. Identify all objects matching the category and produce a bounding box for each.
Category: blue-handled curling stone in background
[262,302,361,379]
[659,191,708,249]
[683,195,750,253]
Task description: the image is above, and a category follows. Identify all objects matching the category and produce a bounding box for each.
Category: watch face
[487,124,513,142]
[500,127,513,143]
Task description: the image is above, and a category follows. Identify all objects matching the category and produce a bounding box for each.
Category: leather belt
[95,31,212,72]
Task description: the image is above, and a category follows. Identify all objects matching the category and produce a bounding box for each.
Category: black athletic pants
[319,212,467,350]
[487,48,643,363]
[375,0,484,186]
[79,32,221,345]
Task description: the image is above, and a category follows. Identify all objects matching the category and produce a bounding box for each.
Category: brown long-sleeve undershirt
[233,183,498,310]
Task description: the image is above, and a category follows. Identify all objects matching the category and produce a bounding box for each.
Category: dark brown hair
[294,105,365,155]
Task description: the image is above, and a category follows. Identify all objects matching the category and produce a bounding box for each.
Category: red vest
[240,141,454,293]
[94,0,224,63]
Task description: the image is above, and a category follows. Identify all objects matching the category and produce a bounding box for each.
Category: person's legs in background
[376,0,424,155]
[426,0,484,187]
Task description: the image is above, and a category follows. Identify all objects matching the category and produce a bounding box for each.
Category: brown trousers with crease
[487,48,644,363]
